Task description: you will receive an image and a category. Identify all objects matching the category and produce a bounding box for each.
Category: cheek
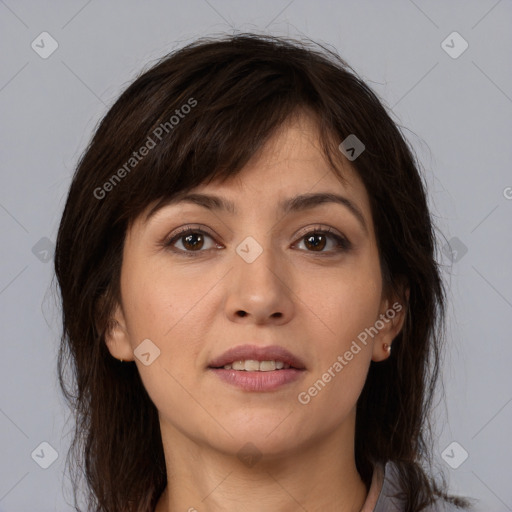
[118,257,221,399]
[120,256,216,349]
[297,256,382,353]
[118,260,218,432]
[293,255,381,416]
[295,280,378,427]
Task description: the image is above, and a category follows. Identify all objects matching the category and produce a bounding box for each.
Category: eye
[294,227,351,254]
[164,227,221,255]
[163,225,351,257]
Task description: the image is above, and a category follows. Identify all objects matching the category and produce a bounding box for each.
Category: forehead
[137,113,373,233]
[210,114,366,202]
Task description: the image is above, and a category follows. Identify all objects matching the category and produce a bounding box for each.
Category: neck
[155,417,368,512]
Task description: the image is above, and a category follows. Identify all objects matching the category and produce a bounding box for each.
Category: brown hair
[55,33,471,511]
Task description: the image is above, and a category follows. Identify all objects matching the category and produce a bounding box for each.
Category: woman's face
[106,114,403,459]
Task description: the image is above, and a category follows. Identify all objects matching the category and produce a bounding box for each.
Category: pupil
[184,233,203,250]
[305,234,326,251]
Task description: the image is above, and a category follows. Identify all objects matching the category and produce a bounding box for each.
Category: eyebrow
[147,192,368,234]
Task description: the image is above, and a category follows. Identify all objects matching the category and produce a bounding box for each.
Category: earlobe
[103,303,134,362]
[371,292,408,362]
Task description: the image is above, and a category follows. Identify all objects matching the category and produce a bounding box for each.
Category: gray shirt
[363,460,468,511]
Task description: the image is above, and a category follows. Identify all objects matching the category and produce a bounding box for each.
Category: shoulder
[371,461,468,512]
[422,498,468,512]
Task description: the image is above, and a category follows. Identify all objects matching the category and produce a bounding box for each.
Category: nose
[224,239,295,326]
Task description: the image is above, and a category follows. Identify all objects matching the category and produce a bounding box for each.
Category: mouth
[208,344,306,392]
[208,344,306,371]
[217,360,294,371]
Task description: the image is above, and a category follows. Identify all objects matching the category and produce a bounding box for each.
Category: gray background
[1,1,511,511]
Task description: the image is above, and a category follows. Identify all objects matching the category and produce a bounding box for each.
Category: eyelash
[162,225,352,258]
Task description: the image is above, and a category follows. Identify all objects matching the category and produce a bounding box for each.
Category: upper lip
[208,344,306,369]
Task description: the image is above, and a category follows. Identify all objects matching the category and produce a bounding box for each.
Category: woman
[55,33,473,511]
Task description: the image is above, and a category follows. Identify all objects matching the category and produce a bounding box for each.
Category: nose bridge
[226,233,293,323]
[234,234,284,294]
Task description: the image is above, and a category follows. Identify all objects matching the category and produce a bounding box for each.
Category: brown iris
[182,233,205,251]
[304,233,327,251]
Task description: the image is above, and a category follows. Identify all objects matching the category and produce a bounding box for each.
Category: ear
[371,287,409,362]
[103,302,134,362]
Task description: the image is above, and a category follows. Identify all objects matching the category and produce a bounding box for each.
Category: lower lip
[209,368,305,391]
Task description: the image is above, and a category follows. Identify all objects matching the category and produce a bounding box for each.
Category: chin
[211,413,307,457]
[213,432,303,462]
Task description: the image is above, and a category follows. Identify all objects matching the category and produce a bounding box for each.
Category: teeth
[245,360,260,371]
[222,360,291,371]
[259,360,275,371]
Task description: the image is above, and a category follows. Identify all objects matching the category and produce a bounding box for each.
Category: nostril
[237,310,247,317]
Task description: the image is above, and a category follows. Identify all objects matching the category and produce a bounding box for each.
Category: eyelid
[293,224,344,241]
[165,224,217,240]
